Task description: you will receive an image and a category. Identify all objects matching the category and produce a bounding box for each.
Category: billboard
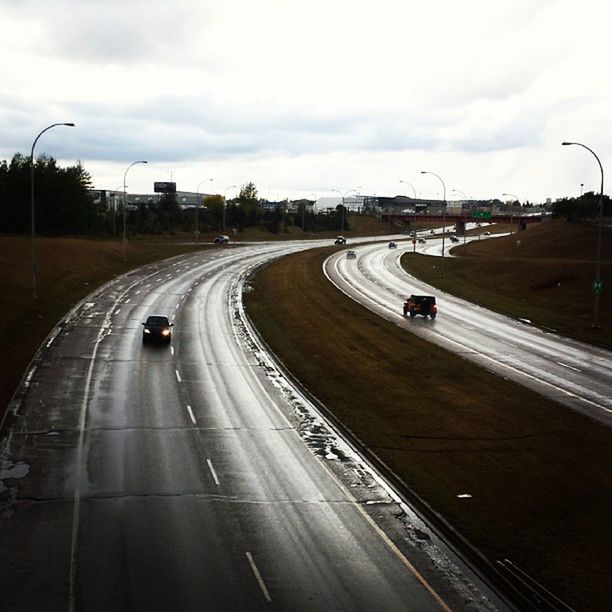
[154,182,176,193]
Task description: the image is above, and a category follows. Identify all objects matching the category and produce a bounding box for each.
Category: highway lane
[324,240,612,427]
[0,242,501,611]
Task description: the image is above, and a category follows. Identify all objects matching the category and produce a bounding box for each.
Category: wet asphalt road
[0,242,501,612]
[325,239,612,427]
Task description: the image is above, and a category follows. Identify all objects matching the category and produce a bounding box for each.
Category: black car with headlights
[142,315,173,344]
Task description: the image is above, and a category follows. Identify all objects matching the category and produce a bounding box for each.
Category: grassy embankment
[0,215,394,416]
[244,220,612,610]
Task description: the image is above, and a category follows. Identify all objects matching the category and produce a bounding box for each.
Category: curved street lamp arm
[562,142,604,193]
[562,141,605,326]
[399,180,417,198]
[31,123,75,160]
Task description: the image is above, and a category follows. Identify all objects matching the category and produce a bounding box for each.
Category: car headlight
[161,329,170,336]
[144,328,151,334]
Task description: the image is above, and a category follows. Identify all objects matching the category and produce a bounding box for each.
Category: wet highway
[325,239,612,427]
[0,242,501,611]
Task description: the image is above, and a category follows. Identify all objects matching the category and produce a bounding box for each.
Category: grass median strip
[244,246,612,610]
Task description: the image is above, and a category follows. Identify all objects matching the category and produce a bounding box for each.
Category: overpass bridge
[382,210,547,233]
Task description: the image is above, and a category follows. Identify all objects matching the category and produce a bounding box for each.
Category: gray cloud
[1,89,553,167]
[2,0,208,64]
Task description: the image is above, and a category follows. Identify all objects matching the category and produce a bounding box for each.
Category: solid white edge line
[206,458,220,485]
[231,266,451,611]
[245,552,272,603]
[68,269,161,612]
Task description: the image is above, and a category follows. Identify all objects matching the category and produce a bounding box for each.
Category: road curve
[0,242,501,611]
[324,240,612,427]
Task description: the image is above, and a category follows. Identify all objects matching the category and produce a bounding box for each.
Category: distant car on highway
[450,235,459,243]
[346,250,357,259]
[214,234,230,244]
[142,315,173,344]
[418,238,426,244]
[335,235,347,245]
[388,241,397,249]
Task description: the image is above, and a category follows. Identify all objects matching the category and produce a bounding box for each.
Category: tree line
[552,191,612,222]
[0,156,349,237]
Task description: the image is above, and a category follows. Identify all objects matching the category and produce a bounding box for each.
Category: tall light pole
[223,185,237,232]
[123,160,148,262]
[421,171,447,264]
[451,189,468,243]
[332,187,360,233]
[502,192,520,231]
[195,178,213,239]
[30,122,75,299]
[399,180,417,198]
[562,141,605,327]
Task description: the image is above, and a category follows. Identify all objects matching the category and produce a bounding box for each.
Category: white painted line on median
[246,552,272,603]
[186,404,196,424]
[207,459,220,485]
[175,369,182,382]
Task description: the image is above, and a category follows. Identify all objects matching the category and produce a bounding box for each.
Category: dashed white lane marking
[124,298,130,304]
[557,361,582,373]
[114,309,121,315]
[186,404,196,424]
[175,369,182,382]
[207,459,220,485]
[175,304,180,309]
[170,346,175,356]
[246,552,272,603]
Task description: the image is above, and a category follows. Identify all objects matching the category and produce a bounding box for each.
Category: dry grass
[0,235,213,413]
[245,246,612,610]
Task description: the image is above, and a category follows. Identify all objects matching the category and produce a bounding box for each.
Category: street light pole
[123,160,148,262]
[451,189,468,243]
[332,187,360,233]
[502,192,520,231]
[399,180,417,198]
[562,141,605,327]
[223,185,237,232]
[421,171,447,265]
[195,178,213,239]
[30,122,75,299]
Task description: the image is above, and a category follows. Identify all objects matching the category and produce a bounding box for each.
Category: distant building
[90,189,215,211]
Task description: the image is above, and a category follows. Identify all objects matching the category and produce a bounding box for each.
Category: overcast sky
[1,0,611,203]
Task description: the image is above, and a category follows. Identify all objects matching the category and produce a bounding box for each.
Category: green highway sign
[471,210,492,219]
[593,281,603,295]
